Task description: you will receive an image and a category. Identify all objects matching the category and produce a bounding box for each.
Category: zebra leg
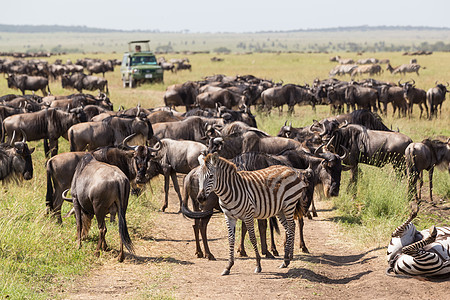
[243,217,262,273]
[402,226,437,256]
[237,221,248,257]
[222,216,237,276]
[277,213,295,268]
[298,217,309,253]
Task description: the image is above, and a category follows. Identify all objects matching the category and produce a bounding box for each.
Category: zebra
[196,152,309,275]
[386,209,450,277]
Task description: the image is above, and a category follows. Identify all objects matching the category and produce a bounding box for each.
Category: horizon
[2,0,450,33]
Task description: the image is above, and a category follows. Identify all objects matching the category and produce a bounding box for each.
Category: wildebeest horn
[398,79,402,86]
[339,120,348,128]
[213,137,224,144]
[435,80,438,86]
[314,143,325,155]
[446,82,449,87]
[147,137,161,152]
[10,130,16,146]
[62,189,72,202]
[20,129,27,143]
[326,135,335,148]
[284,120,287,126]
[288,121,292,129]
[411,78,415,85]
[136,105,141,117]
[122,133,138,150]
[339,145,348,160]
[447,137,450,144]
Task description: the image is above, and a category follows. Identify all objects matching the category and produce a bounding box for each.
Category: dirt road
[63,185,449,299]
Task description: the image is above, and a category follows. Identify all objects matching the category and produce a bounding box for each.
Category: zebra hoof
[221,269,230,276]
[254,266,262,273]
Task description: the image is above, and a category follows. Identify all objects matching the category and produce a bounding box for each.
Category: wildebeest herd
[0,69,449,277]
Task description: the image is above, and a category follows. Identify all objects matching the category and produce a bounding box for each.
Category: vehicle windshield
[131,56,157,65]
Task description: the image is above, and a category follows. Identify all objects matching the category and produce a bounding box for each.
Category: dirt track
[63,181,450,299]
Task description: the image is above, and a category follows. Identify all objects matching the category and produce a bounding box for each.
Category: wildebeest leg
[237,221,248,257]
[200,215,215,260]
[428,167,434,202]
[258,219,273,259]
[298,217,308,253]
[169,170,183,212]
[73,197,83,249]
[193,219,203,258]
[243,217,262,273]
[347,166,358,195]
[161,170,171,212]
[269,218,279,256]
[222,216,236,276]
[418,104,423,119]
[95,217,108,256]
[423,102,429,119]
[418,170,424,200]
[49,139,58,157]
[44,139,50,158]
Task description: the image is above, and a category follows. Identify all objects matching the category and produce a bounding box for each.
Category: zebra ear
[198,153,206,166]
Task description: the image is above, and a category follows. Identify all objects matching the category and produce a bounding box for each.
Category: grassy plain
[0,50,449,299]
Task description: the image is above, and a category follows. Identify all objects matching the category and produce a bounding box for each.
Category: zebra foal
[197,152,309,275]
[387,210,450,277]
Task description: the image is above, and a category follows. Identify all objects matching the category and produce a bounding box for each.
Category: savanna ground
[0,51,449,299]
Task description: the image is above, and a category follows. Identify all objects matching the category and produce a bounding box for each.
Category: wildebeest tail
[269,216,280,234]
[45,161,54,210]
[117,180,134,254]
[180,203,214,219]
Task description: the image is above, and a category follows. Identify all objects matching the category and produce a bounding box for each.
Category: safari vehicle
[120,40,163,88]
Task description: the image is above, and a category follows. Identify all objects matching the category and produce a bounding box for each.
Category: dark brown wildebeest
[6,74,51,96]
[46,135,150,223]
[152,116,224,144]
[3,108,87,157]
[427,82,449,119]
[379,85,407,117]
[399,79,428,119]
[261,84,316,115]
[49,93,113,111]
[196,88,247,110]
[405,138,450,201]
[0,130,34,183]
[62,154,134,262]
[345,84,378,113]
[68,115,153,151]
[321,121,412,188]
[146,138,207,212]
[163,81,199,111]
[61,73,109,95]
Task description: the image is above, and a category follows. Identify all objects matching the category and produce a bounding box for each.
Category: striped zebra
[197,152,309,275]
[387,211,450,277]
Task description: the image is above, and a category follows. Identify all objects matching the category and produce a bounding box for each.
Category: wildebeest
[68,115,153,151]
[345,84,378,113]
[6,74,51,96]
[196,88,247,110]
[261,84,316,114]
[163,81,199,111]
[152,116,224,143]
[0,130,34,183]
[61,73,109,95]
[386,63,421,76]
[427,82,449,119]
[146,138,207,212]
[46,135,151,223]
[399,79,428,119]
[321,122,412,187]
[3,108,87,157]
[87,60,114,77]
[378,85,407,117]
[405,138,450,201]
[62,154,134,262]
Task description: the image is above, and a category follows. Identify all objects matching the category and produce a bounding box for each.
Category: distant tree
[214,47,231,54]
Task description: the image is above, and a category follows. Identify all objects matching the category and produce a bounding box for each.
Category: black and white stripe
[198,153,308,275]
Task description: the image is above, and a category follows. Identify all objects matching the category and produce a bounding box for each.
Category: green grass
[0,50,449,297]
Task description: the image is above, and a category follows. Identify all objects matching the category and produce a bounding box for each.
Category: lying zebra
[387,210,450,277]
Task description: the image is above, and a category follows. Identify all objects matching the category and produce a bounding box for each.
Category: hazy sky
[2,0,450,32]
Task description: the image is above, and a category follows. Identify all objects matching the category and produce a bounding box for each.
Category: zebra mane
[205,153,237,172]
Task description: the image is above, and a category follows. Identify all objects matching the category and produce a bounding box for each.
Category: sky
[2,0,450,33]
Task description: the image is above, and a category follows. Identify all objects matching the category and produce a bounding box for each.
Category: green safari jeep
[120,40,163,88]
